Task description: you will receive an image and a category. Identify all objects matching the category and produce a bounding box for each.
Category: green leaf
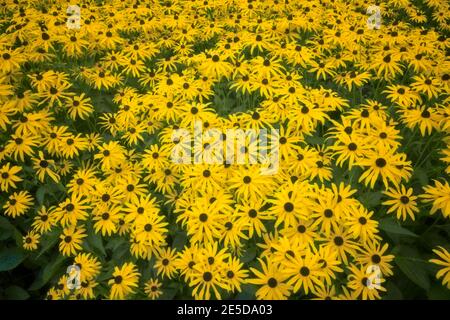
[427,283,450,300]
[56,183,66,192]
[0,216,22,246]
[29,255,67,291]
[412,167,428,186]
[36,186,46,205]
[358,191,382,208]
[235,291,255,299]
[158,282,181,299]
[395,256,430,291]
[159,287,179,300]
[241,246,257,263]
[172,231,188,251]
[436,224,450,236]
[4,285,30,300]
[86,228,106,256]
[36,230,59,259]
[0,225,12,241]
[420,228,449,250]
[111,242,129,263]
[105,238,124,251]
[235,283,258,299]
[0,248,26,272]
[379,218,418,237]
[305,135,324,145]
[383,282,403,300]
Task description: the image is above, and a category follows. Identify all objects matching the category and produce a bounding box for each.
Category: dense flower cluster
[0,0,449,300]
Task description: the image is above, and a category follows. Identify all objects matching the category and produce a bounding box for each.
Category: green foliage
[0,0,449,301]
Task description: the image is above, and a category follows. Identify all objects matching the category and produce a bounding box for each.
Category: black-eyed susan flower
[73,252,101,282]
[133,212,168,249]
[228,165,275,201]
[314,246,343,286]
[398,105,440,136]
[60,134,89,159]
[38,81,73,107]
[23,230,40,251]
[108,262,140,300]
[92,205,122,236]
[0,162,22,192]
[269,182,314,228]
[224,257,248,293]
[175,245,199,283]
[356,242,395,277]
[55,194,90,227]
[312,285,337,300]
[189,262,229,300]
[248,258,291,300]
[46,287,60,300]
[358,148,411,189]
[31,151,60,183]
[411,74,442,99]
[383,185,420,221]
[235,198,274,238]
[67,164,99,196]
[282,250,324,295]
[32,206,58,234]
[178,199,224,244]
[65,93,94,120]
[59,225,87,257]
[77,279,99,300]
[0,0,448,301]
[347,264,386,300]
[420,180,450,218]
[95,141,127,171]
[344,205,380,243]
[155,247,178,279]
[430,246,450,289]
[323,228,359,265]
[144,278,163,300]
[3,190,33,218]
[5,133,39,161]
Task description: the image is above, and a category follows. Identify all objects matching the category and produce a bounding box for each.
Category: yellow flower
[65,93,94,120]
[144,278,163,300]
[358,148,412,189]
[0,0,449,301]
[430,246,450,289]
[282,249,324,295]
[59,225,87,257]
[347,264,386,300]
[248,258,291,300]
[31,151,60,183]
[32,206,58,234]
[0,162,22,192]
[3,190,33,218]
[189,261,229,300]
[92,205,122,236]
[55,194,90,227]
[5,133,39,162]
[421,180,450,218]
[23,231,40,251]
[74,252,102,281]
[94,141,127,171]
[155,247,178,279]
[108,262,140,300]
[383,185,420,221]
